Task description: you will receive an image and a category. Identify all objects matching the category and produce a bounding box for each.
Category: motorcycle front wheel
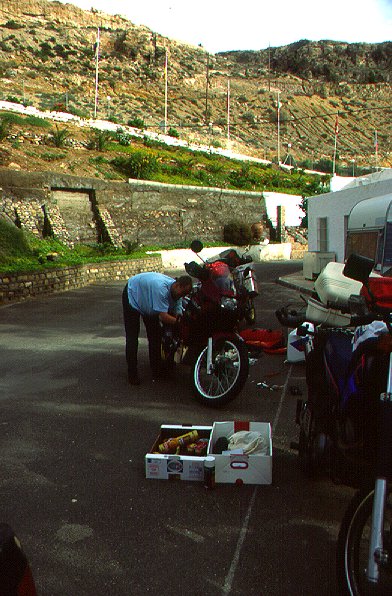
[192,337,249,406]
[336,485,392,596]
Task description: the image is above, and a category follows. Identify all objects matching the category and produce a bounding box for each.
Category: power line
[287,104,391,124]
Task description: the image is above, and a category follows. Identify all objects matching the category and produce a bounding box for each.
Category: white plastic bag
[227,431,267,455]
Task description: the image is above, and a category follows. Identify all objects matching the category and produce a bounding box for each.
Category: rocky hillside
[0,0,390,171]
[223,39,392,83]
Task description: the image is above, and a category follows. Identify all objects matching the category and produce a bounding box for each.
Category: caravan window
[345,231,379,261]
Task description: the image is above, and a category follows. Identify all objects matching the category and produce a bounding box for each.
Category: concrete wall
[0,170,266,247]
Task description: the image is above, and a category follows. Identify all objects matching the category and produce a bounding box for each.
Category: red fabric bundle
[240,328,286,353]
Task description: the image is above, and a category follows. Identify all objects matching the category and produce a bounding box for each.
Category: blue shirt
[127,272,176,316]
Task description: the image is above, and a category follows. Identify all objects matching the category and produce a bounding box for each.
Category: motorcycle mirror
[190,240,203,254]
[343,253,374,283]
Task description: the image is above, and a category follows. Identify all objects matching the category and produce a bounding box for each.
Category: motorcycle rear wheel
[336,485,392,595]
[192,337,249,406]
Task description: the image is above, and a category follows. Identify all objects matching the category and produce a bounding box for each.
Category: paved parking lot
[0,261,354,595]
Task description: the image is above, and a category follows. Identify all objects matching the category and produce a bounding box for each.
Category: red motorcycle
[0,523,37,595]
[161,240,258,406]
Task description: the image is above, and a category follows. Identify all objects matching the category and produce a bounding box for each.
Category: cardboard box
[208,421,272,485]
[145,425,212,481]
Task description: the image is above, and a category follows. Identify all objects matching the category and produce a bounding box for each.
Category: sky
[55,0,392,53]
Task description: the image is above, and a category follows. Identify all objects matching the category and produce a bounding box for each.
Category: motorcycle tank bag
[207,262,234,297]
[361,277,392,310]
[209,261,230,278]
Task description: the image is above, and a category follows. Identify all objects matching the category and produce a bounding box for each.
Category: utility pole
[94,27,100,119]
[164,50,168,134]
[205,55,210,125]
[268,43,271,92]
[277,91,281,164]
[332,112,339,175]
[227,78,230,148]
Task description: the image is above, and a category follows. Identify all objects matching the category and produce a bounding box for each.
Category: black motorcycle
[276,255,388,485]
[278,254,392,594]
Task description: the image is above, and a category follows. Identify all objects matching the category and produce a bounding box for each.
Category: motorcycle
[0,523,37,595]
[334,254,392,595]
[277,254,392,594]
[161,240,259,406]
[276,255,388,485]
[205,245,259,325]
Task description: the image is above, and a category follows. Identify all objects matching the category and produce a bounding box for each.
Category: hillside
[0,0,390,174]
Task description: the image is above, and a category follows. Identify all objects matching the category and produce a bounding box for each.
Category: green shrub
[223,221,252,246]
[128,117,145,130]
[115,127,132,146]
[0,117,11,141]
[41,151,66,161]
[5,95,23,105]
[168,127,180,138]
[112,151,159,179]
[87,130,113,152]
[0,219,32,259]
[4,20,24,30]
[50,125,70,148]
[25,115,50,128]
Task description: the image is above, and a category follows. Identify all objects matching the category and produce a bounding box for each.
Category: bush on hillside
[223,221,252,246]
[111,151,159,179]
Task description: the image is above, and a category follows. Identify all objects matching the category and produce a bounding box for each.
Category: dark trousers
[122,285,162,377]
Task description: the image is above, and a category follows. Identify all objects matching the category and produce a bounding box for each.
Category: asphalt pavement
[0,261,353,595]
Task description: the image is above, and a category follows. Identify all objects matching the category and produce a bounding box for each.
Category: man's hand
[159,312,177,326]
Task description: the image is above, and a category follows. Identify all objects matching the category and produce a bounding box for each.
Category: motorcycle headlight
[220,296,237,311]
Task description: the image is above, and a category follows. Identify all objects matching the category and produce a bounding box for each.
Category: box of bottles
[145,424,212,481]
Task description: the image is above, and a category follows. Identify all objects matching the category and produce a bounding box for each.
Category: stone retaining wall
[0,256,162,304]
[0,170,266,247]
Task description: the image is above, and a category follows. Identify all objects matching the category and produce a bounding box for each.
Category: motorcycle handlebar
[350,312,386,327]
[185,261,209,280]
[275,307,307,328]
[206,251,253,268]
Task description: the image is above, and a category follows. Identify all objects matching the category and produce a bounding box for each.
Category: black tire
[298,404,328,478]
[245,299,256,325]
[192,337,249,406]
[160,341,175,371]
[336,485,392,596]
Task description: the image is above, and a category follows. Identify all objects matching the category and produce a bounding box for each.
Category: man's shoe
[128,374,141,386]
